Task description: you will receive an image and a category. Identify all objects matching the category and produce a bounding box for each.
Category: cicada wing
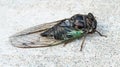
[9,20,64,48]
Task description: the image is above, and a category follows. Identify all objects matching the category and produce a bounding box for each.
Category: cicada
[9,13,106,51]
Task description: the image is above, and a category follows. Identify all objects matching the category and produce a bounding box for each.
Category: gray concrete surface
[0,0,120,67]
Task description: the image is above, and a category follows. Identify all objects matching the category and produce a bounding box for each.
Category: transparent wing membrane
[9,21,63,48]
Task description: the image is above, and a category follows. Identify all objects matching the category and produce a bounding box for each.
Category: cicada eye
[88,13,95,20]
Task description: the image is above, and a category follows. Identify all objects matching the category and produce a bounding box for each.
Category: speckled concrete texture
[0,0,120,67]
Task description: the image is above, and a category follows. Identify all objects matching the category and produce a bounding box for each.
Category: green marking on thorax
[67,30,84,38]
[50,30,84,46]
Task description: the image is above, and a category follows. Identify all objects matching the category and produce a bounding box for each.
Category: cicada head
[86,13,97,33]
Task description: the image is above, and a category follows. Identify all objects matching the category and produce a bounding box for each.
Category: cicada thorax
[40,14,87,40]
[72,13,97,33]
[71,14,87,30]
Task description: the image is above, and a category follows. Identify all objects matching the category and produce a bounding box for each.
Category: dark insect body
[10,13,106,51]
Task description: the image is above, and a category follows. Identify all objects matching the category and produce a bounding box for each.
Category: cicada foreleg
[95,30,107,37]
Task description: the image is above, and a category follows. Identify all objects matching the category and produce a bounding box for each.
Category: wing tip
[9,36,29,48]
[9,36,45,48]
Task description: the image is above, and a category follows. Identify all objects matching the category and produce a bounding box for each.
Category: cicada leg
[95,30,107,37]
[80,35,87,51]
